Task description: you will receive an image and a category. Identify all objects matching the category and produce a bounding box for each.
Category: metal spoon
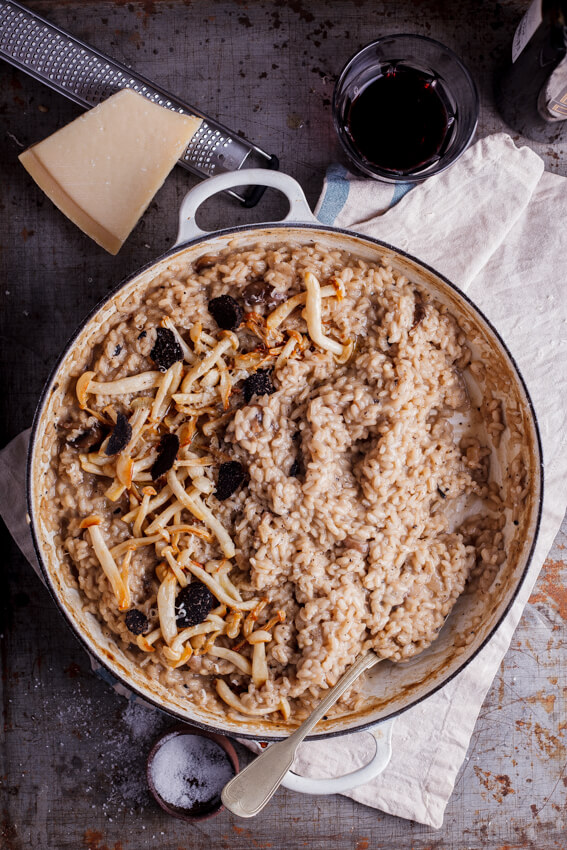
[221,650,381,818]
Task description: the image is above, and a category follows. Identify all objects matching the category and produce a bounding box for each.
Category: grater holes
[1,9,21,40]
[7,20,27,50]
[83,66,121,103]
[182,124,234,174]
[23,33,45,63]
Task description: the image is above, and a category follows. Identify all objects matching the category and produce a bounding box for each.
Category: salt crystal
[122,701,162,740]
[150,734,234,814]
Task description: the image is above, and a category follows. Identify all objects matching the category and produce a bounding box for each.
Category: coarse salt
[150,734,234,813]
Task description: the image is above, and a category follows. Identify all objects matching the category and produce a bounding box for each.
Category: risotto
[45,241,509,722]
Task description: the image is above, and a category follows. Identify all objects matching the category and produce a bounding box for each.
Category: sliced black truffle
[208,294,243,331]
[151,433,180,481]
[150,326,183,371]
[105,413,132,456]
[125,609,149,635]
[289,458,301,477]
[215,460,246,501]
[242,368,275,403]
[289,431,304,477]
[215,460,246,502]
[175,582,216,627]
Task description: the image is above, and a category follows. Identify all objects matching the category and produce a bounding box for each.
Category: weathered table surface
[1,2,566,848]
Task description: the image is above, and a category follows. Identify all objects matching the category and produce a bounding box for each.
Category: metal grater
[0,0,278,206]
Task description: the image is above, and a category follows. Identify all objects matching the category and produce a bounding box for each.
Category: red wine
[345,66,451,174]
[495,1,567,142]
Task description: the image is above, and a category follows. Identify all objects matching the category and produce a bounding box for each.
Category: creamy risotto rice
[45,242,510,722]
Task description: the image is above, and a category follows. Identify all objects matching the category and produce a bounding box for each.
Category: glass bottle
[495,0,567,142]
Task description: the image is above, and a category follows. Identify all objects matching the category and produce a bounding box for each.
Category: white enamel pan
[28,169,543,796]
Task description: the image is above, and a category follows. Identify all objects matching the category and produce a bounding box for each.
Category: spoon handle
[221,650,381,818]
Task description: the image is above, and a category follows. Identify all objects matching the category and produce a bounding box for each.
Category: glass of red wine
[333,35,479,182]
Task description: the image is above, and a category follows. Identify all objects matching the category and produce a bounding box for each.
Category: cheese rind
[19,150,125,255]
[19,90,202,254]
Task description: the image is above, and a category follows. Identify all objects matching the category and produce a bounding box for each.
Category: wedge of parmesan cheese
[19,89,202,254]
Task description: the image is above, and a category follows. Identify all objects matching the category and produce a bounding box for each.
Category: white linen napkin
[1,133,566,828]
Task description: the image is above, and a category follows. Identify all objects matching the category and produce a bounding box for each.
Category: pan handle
[175,168,316,245]
[279,719,394,796]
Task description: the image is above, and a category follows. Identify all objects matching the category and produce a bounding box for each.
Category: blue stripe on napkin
[317,164,351,224]
[391,181,413,206]
[317,164,414,225]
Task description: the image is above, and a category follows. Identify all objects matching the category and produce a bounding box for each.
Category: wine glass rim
[337,32,479,75]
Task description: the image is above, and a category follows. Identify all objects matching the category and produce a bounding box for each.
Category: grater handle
[0,0,278,206]
[175,169,316,246]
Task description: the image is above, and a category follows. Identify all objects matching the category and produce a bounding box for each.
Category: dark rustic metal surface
[0,2,565,848]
